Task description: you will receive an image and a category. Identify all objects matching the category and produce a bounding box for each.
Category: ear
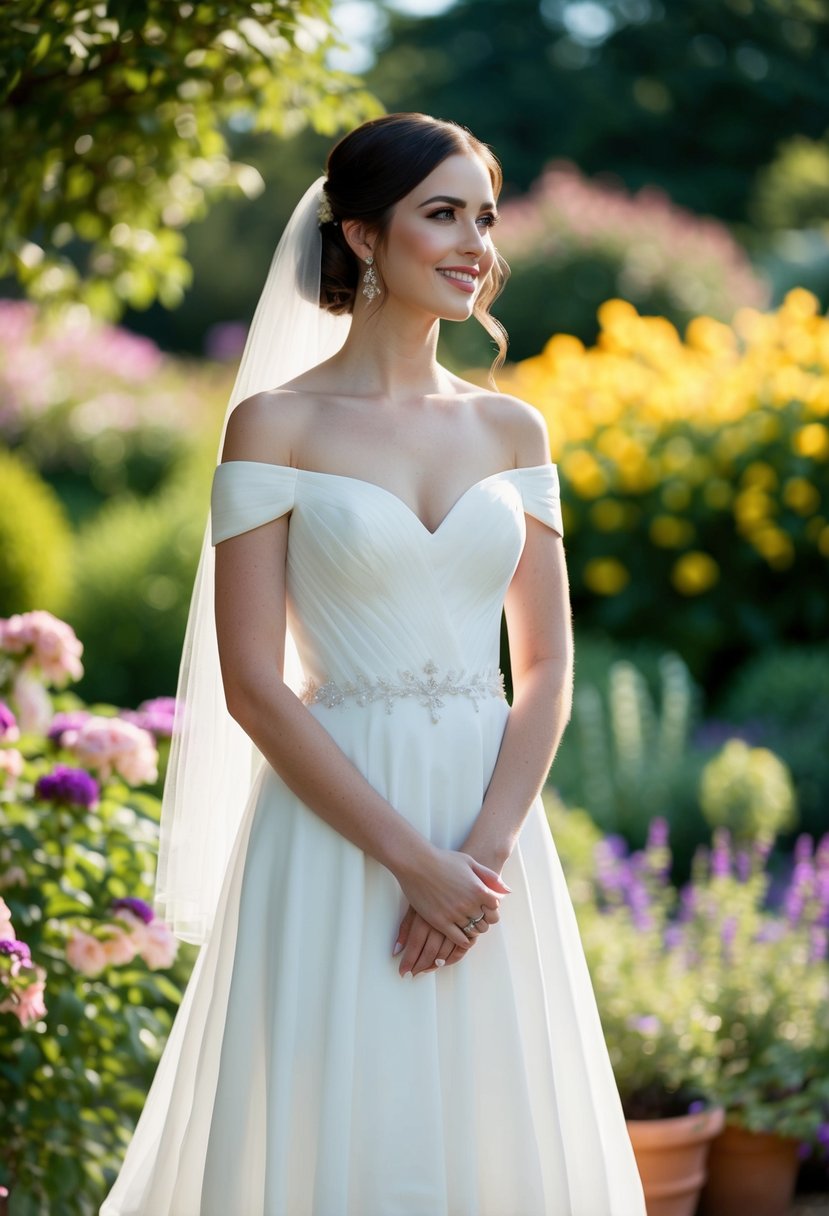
[340,218,377,263]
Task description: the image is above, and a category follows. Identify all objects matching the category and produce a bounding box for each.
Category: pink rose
[14,976,47,1027]
[133,919,178,970]
[63,716,158,785]
[65,929,107,976]
[101,929,139,966]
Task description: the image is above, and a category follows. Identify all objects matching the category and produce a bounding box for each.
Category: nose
[460,218,487,256]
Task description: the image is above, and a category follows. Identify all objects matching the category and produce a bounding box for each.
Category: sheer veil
[154,177,351,946]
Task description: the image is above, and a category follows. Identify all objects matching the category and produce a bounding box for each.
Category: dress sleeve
[514,464,564,537]
[210,461,298,544]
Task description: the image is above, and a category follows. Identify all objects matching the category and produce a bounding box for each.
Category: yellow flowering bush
[501,287,829,682]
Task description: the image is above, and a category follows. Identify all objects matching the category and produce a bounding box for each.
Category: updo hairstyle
[319,112,510,369]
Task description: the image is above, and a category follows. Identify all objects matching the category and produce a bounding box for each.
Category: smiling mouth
[436,269,478,290]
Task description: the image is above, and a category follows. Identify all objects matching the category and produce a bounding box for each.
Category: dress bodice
[210,461,563,687]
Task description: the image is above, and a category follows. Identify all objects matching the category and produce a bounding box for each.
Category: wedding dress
[100,458,646,1216]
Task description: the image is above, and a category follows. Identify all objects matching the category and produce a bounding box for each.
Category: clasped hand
[392,843,510,978]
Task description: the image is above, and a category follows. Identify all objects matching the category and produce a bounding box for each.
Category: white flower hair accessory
[317,188,335,226]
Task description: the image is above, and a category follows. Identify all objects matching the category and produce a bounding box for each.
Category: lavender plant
[573,816,829,1151]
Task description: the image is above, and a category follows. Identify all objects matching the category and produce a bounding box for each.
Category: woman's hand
[390,841,510,969]
[394,901,501,976]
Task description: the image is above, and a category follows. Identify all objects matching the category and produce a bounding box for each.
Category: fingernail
[399,966,409,977]
[392,941,403,956]
[435,959,445,967]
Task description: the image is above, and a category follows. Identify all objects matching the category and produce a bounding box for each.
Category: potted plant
[569,807,829,1216]
[570,815,725,1216]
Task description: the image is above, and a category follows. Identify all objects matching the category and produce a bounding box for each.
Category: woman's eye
[428,208,455,221]
[477,213,499,229]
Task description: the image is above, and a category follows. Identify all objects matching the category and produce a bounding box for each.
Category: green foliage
[0,650,197,1213]
[750,134,829,231]
[717,644,829,842]
[0,447,74,617]
[553,644,709,862]
[66,482,207,705]
[699,738,797,845]
[0,0,380,317]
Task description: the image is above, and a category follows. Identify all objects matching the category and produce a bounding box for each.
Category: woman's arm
[214,395,510,951]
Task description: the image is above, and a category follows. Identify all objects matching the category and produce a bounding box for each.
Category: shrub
[502,287,829,695]
[716,644,829,842]
[0,300,231,526]
[66,484,206,706]
[0,447,74,617]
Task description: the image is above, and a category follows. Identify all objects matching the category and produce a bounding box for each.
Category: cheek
[392,222,454,269]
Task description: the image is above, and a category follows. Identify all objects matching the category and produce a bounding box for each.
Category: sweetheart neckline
[218,459,556,537]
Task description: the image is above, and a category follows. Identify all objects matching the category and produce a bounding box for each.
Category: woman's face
[375,152,499,322]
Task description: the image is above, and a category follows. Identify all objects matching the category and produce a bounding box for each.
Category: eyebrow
[418,194,498,211]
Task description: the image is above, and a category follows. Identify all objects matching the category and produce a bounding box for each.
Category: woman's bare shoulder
[219,386,327,466]
[453,377,552,468]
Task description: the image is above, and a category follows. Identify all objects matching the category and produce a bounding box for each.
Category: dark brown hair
[319,112,510,372]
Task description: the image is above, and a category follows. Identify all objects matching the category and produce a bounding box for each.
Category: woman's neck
[327,300,454,403]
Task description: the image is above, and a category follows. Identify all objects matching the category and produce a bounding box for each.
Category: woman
[101,113,646,1215]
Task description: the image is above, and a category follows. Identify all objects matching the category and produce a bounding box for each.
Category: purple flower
[110,896,154,924]
[687,1099,706,1114]
[119,698,176,738]
[47,710,91,743]
[0,939,31,961]
[711,828,732,879]
[720,915,738,953]
[0,701,18,741]
[35,764,99,809]
[735,848,752,882]
[602,834,628,859]
[647,817,669,849]
[664,923,684,950]
[795,834,814,864]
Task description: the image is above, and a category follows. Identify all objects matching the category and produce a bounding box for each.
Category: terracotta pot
[626,1104,725,1216]
[697,1122,801,1216]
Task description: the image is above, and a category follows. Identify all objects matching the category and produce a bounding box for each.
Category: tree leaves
[1,1,380,317]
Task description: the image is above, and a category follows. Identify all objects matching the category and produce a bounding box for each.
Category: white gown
[100,460,646,1216]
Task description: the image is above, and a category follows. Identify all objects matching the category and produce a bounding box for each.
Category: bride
[101,112,646,1215]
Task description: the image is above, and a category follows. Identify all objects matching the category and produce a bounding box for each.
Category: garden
[2,2,829,1214]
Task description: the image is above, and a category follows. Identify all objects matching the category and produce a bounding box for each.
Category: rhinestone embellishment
[299,660,506,724]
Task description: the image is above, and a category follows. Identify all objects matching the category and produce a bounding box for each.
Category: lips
[437,268,479,293]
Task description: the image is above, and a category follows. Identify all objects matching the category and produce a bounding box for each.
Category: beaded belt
[299,660,506,724]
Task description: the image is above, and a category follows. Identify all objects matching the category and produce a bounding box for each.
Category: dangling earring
[362,255,381,302]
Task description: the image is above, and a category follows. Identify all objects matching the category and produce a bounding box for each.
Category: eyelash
[428,207,499,229]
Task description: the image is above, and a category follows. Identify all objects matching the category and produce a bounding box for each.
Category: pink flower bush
[62,715,158,785]
[66,901,178,976]
[0,610,84,687]
[0,898,47,1028]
